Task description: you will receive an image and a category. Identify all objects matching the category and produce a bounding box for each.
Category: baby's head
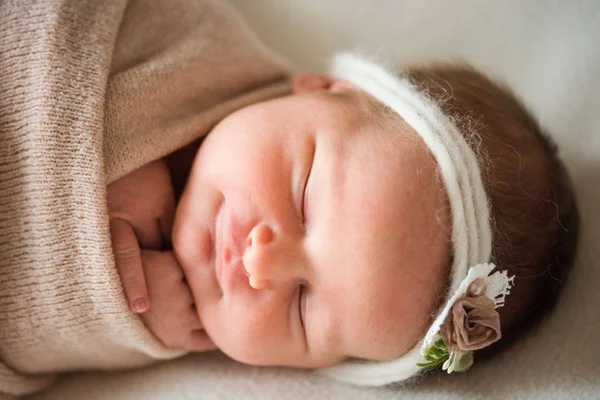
[172,54,578,384]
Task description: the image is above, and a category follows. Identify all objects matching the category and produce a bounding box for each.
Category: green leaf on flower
[417,339,450,368]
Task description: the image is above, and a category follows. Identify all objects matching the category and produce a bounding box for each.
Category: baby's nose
[243,222,303,289]
[245,223,272,289]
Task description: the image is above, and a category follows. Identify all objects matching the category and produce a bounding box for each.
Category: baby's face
[172,76,450,368]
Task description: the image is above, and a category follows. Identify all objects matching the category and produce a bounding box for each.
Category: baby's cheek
[206,305,287,366]
[209,316,266,365]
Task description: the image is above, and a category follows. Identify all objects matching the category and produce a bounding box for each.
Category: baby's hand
[108,159,176,313]
[110,217,150,313]
[137,249,216,352]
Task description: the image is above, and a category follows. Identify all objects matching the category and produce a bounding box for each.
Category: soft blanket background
[29,0,600,399]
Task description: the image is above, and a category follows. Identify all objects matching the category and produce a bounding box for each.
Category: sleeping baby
[0,0,578,395]
[110,54,579,384]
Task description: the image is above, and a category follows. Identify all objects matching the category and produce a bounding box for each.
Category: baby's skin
[107,160,215,351]
[108,74,450,366]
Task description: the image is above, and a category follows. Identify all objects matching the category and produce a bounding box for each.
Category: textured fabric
[0,0,290,395]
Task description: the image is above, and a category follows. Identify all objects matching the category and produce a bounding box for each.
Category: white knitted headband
[320,53,514,386]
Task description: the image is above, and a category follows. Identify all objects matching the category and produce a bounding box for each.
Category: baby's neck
[165,138,204,201]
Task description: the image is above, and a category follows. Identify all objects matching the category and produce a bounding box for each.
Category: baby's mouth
[215,204,252,295]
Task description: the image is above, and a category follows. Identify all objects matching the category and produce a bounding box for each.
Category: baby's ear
[291,74,353,93]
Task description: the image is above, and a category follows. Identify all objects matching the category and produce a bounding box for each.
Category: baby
[108,54,579,384]
[0,0,580,394]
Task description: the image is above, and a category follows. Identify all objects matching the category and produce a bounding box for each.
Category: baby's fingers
[189,329,217,352]
[110,218,150,314]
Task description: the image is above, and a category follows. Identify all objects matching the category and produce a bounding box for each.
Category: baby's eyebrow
[315,139,358,358]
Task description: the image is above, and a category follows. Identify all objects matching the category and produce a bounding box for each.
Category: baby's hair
[405,65,580,360]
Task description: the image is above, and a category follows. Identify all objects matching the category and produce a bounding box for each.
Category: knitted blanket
[0,0,290,395]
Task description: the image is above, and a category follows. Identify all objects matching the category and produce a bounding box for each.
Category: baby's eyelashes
[300,144,315,227]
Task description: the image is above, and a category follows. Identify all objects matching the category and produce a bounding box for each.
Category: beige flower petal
[441,296,502,352]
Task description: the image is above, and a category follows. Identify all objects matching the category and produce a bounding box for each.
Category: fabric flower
[418,265,514,374]
[440,279,502,352]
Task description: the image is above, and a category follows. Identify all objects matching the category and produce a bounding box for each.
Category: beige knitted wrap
[0,0,290,396]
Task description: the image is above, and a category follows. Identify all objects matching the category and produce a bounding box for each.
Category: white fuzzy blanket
[29,0,600,399]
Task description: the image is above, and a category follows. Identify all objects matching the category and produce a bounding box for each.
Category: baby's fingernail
[132,297,149,313]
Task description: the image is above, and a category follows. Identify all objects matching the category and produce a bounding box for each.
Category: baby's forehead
[312,117,450,361]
